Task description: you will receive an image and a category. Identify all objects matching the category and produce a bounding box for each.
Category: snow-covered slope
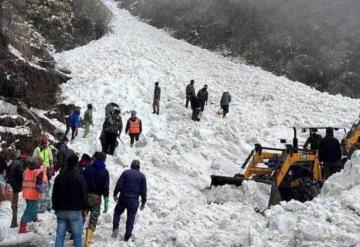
[4,0,360,246]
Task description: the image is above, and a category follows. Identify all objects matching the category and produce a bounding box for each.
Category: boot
[19,221,29,234]
[130,143,134,148]
[111,228,118,238]
[124,233,132,242]
[84,228,94,247]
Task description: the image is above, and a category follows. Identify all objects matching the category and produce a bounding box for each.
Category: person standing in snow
[219,92,231,118]
[125,111,142,147]
[105,102,120,119]
[55,136,74,172]
[185,80,196,108]
[69,109,81,143]
[153,82,161,115]
[83,104,93,138]
[303,128,322,151]
[19,156,44,234]
[319,128,342,179]
[101,107,123,155]
[197,84,208,113]
[5,149,24,228]
[0,156,13,242]
[112,160,147,242]
[52,154,88,247]
[83,152,109,247]
[78,153,92,174]
[190,96,201,121]
[32,137,54,180]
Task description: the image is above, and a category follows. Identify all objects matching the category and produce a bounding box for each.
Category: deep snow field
[3,0,360,246]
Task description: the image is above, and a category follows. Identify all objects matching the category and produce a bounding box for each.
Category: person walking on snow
[125,111,142,147]
[19,156,45,234]
[153,82,161,115]
[185,80,195,108]
[83,104,93,138]
[52,154,88,247]
[83,152,109,247]
[220,92,231,118]
[69,109,81,143]
[112,160,147,242]
[105,102,120,119]
[190,96,201,121]
[197,84,208,113]
[5,149,24,228]
[101,107,123,155]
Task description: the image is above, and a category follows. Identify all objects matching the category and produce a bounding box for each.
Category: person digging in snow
[185,80,196,108]
[100,107,123,155]
[83,104,93,138]
[153,81,161,115]
[219,92,231,118]
[83,152,109,247]
[125,111,142,147]
[112,160,147,242]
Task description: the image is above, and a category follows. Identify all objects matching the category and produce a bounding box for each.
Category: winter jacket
[6,159,24,192]
[190,96,201,110]
[0,199,11,242]
[22,167,44,200]
[186,84,195,99]
[83,109,93,124]
[113,168,147,204]
[220,92,231,106]
[105,102,119,118]
[52,168,88,211]
[83,160,110,197]
[125,117,142,135]
[32,146,53,168]
[69,112,81,128]
[154,86,161,100]
[55,142,74,172]
[303,134,323,151]
[319,134,342,163]
[197,88,208,102]
[103,114,123,136]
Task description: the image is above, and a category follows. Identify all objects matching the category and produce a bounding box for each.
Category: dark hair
[155,81,159,85]
[0,156,6,174]
[94,152,106,161]
[190,80,194,84]
[81,153,92,162]
[67,154,79,169]
[326,127,334,136]
[74,109,80,115]
[131,160,140,170]
[87,104,93,110]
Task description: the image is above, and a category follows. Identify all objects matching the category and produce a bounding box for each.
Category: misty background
[118,0,360,98]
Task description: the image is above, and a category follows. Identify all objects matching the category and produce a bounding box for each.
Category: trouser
[113,197,139,236]
[64,123,70,137]
[11,192,19,226]
[199,100,206,111]
[83,122,91,137]
[129,134,140,145]
[153,99,160,114]
[103,131,118,155]
[185,96,191,108]
[38,182,51,213]
[71,126,78,140]
[221,105,229,117]
[322,161,342,179]
[55,211,83,247]
[21,200,38,223]
[192,108,201,121]
[86,194,102,231]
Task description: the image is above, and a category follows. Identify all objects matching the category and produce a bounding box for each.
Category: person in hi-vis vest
[125,111,142,147]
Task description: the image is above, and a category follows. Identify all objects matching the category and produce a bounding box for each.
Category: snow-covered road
[3,0,360,246]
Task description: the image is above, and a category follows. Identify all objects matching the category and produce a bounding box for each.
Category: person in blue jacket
[112,160,147,242]
[69,109,81,143]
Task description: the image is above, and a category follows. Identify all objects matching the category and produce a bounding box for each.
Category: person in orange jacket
[125,111,142,147]
[19,156,45,233]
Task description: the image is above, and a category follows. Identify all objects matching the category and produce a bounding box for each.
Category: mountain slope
[3,0,360,246]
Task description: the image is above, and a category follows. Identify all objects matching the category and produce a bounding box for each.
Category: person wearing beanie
[19,158,44,234]
[52,154,88,247]
[125,111,142,147]
[83,152,109,247]
[83,104,94,138]
[112,160,147,242]
[32,136,54,180]
[319,127,342,179]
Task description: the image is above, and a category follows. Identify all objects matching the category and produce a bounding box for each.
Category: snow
[0,100,17,115]
[3,0,360,246]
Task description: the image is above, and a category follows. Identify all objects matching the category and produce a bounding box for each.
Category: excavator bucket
[268,179,282,207]
[210,175,244,187]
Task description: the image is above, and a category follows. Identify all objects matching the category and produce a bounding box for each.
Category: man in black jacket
[5,149,24,228]
[83,152,109,247]
[153,82,161,115]
[319,128,342,179]
[190,96,201,121]
[185,80,195,108]
[52,154,88,247]
[197,84,208,112]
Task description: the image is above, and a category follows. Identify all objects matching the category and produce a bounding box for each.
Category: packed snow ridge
[4,0,360,246]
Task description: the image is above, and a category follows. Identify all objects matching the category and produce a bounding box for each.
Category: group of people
[0,138,147,246]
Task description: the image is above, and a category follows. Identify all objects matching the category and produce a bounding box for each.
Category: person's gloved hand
[140,202,145,211]
[103,197,109,214]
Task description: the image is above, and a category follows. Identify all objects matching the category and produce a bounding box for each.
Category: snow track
[3,0,360,246]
